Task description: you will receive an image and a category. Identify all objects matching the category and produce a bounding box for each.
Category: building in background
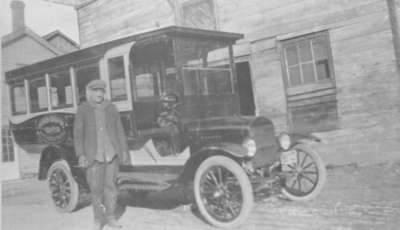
[1,0,79,180]
[44,0,400,167]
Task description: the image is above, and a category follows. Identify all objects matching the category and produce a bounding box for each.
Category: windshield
[175,38,233,96]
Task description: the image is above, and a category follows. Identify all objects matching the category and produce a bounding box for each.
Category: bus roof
[5,26,243,83]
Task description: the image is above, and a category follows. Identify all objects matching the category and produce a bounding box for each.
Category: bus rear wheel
[47,160,80,212]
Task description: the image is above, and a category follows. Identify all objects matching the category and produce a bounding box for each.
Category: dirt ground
[2,161,400,230]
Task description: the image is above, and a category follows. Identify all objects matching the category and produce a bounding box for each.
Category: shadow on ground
[114,185,197,220]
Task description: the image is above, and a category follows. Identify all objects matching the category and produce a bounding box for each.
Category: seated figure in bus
[155,92,182,155]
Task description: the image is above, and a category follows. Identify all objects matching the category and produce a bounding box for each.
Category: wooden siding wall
[78,0,176,47]
[216,0,400,166]
[2,37,60,177]
[76,0,400,165]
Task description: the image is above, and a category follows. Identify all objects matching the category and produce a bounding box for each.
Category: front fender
[289,133,321,144]
[38,144,75,180]
[177,143,249,183]
[197,142,249,159]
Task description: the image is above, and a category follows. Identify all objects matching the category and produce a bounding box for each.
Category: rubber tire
[47,160,80,213]
[281,144,326,201]
[194,156,254,228]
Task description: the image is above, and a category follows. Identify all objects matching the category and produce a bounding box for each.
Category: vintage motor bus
[6,26,326,228]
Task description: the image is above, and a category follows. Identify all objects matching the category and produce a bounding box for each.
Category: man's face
[89,88,105,103]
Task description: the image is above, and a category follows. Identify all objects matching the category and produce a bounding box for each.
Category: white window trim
[103,42,135,111]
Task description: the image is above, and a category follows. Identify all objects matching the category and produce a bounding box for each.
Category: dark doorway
[236,62,255,116]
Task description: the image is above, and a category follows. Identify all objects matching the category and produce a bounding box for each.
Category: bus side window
[108,56,127,101]
[10,83,27,115]
[29,77,48,113]
[49,69,73,109]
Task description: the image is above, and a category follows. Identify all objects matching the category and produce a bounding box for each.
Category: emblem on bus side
[37,114,67,144]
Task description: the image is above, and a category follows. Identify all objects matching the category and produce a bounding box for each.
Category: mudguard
[289,133,321,144]
[177,142,248,183]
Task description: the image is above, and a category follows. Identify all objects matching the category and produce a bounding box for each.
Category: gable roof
[42,30,79,48]
[1,27,64,55]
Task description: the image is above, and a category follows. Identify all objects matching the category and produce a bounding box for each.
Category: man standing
[73,79,130,230]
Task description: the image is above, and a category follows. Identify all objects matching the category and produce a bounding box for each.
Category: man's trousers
[86,157,119,223]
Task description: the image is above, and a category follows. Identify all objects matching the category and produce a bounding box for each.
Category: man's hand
[78,155,89,168]
[121,153,131,165]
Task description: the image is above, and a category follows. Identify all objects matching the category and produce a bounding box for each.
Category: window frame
[280,31,336,94]
[180,0,219,30]
[2,128,15,163]
[181,66,234,96]
[279,31,338,133]
[107,55,128,102]
[48,68,74,110]
[28,76,49,113]
[10,82,28,115]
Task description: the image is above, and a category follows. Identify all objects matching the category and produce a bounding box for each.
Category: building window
[282,32,333,88]
[29,77,48,113]
[108,56,127,101]
[10,83,27,115]
[49,70,73,109]
[2,128,15,162]
[75,63,100,103]
[181,0,217,30]
[281,31,338,133]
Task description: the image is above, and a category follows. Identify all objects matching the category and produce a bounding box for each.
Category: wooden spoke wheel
[194,156,253,228]
[47,160,80,212]
[281,144,326,201]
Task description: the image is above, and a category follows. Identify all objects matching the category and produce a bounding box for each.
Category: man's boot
[106,218,122,228]
[92,222,103,230]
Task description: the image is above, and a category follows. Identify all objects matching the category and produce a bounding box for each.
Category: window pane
[302,63,316,84]
[75,64,100,102]
[313,38,328,60]
[11,84,27,114]
[165,71,180,95]
[182,69,199,95]
[299,41,312,62]
[29,77,48,112]
[50,70,73,109]
[1,129,14,162]
[288,66,301,86]
[203,69,232,95]
[316,60,330,80]
[108,56,127,101]
[182,0,217,30]
[286,45,298,66]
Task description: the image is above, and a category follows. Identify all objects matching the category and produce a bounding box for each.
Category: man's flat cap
[87,79,106,90]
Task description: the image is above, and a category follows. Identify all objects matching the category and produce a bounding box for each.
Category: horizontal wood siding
[215,0,400,165]
[74,0,400,165]
[78,0,175,47]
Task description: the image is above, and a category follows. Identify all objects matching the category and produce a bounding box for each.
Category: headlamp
[242,138,257,157]
[278,133,291,150]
